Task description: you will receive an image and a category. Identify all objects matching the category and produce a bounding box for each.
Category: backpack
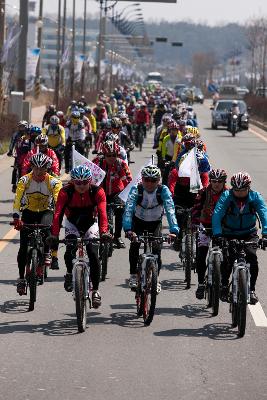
[136,184,163,209]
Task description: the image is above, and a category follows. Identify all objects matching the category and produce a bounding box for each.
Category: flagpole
[0,0,5,118]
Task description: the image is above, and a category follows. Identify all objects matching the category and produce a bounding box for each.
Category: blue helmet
[70,165,92,182]
[30,126,42,135]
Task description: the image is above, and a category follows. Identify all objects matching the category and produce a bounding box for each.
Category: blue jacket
[122,184,179,235]
[212,189,267,236]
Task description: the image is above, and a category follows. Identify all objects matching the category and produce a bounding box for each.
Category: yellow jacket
[42,124,65,148]
[88,114,97,133]
[172,132,183,162]
[157,127,168,152]
[13,172,62,215]
[162,132,183,160]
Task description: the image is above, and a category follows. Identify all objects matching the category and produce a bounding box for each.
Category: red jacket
[192,184,227,226]
[134,109,150,125]
[93,156,132,196]
[22,148,60,176]
[168,168,209,197]
[51,184,108,236]
[92,107,108,122]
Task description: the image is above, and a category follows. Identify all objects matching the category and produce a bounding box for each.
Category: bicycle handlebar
[10,222,51,229]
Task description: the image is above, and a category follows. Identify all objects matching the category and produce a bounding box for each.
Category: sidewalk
[31,105,46,125]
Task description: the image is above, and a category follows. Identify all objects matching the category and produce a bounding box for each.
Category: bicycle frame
[232,256,250,305]
[207,244,223,286]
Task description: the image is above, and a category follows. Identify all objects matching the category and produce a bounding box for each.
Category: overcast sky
[9,0,267,25]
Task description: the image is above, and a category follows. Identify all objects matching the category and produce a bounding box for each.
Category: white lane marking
[249,302,267,327]
[249,127,267,143]
[0,228,18,253]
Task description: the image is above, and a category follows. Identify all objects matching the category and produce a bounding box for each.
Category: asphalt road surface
[0,103,267,400]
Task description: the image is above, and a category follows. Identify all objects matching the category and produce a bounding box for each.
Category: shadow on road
[161,278,191,291]
[0,199,14,204]
[0,299,30,314]
[161,262,182,272]
[0,238,20,244]
[0,279,17,286]
[153,322,237,341]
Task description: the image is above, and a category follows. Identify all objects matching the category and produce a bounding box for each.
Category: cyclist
[84,106,97,147]
[66,100,78,118]
[134,102,149,141]
[122,165,179,291]
[22,135,60,177]
[7,121,29,157]
[13,153,62,294]
[65,111,86,173]
[161,121,182,185]
[48,165,110,307]
[153,114,171,150]
[93,101,108,125]
[192,169,228,299]
[93,140,132,248]
[42,104,57,128]
[212,172,267,304]
[42,115,65,169]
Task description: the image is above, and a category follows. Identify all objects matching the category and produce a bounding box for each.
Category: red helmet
[168,121,179,131]
[102,140,120,155]
[231,172,251,189]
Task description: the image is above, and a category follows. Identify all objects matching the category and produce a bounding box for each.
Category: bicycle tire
[231,295,238,328]
[108,208,114,258]
[212,253,221,316]
[29,249,38,311]
[143,260,158,326]
[185,234,192,289]
[100,243,109,281]
[237,268,247,337]
[206,282,212,308]
[136,272,143,317]
[74,265,87,333]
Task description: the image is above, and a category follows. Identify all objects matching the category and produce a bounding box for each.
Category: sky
[8,0,267,25]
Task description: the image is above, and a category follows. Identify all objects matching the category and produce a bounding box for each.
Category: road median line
[0,228,18,253]
[249,302,267,327]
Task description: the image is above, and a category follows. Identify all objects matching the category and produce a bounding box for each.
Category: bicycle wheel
[107,208,114,258]
[139,129,144,152]
[136,272,143,317]
[185,234,192,289]
[211,253,221,316]
[74,265,87,333]
[29,249,38,311]
[100,242,109,281]
[237,269,248,338]
[142,260,158,326]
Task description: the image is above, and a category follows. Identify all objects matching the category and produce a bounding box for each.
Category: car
[174,84,186,94]
[237,86,249,97]
[218,85,239,99]
[193,87,204,103]
[255,87,267,98]
[210,99,250,130]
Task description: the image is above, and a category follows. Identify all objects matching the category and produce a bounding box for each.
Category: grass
[0,140,9,155]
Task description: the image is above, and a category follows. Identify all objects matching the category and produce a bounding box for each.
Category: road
[1,104,267,400]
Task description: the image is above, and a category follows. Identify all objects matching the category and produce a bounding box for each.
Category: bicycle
[135,124,145,152]
[128,233,169,326]
[175,206,196,289]
[59,236,101,333]
[224,239,262,337]
[11,223,51,311]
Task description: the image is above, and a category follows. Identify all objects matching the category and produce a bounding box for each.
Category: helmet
[71,110,80,118]
[182,133,194,142]
[96,101,104,107]
[50,115,60,125]
[35,134,48,146]
[70,100,77,106]
[209,169,227,181]
[30,153,52,168]
[84,106,91,113]
[195,139,204,150]
[105,132,119,143]
[111,117,122,129]
[30,126,42,136]
[102,140,119,155]
[70,165,93,182]
[118,112,128,119]
[191,127,200,137]
[162,114,172,123]
[141,165,161,179]
[168,121,179,131]
[232,100,238,106]
[48,104,56,111]
[79,108,85,116]
[231,172,251,189]
[185,125,194,134]
[56,111,64,118]
[18,120,28,128]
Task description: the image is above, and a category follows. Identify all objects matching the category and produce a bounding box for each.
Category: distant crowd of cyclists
[7,82,267,311]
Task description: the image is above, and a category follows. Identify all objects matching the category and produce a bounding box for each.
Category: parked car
[210,99,250,130]
[237,86,250,97]
[193,87,204,103]
[255,87,267,97]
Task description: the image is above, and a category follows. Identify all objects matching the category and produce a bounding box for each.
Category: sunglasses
[105,153,117,158]
[210,179,224,183]
[143,178,158,183]
[233,187,248,192]
[73,179,90,186]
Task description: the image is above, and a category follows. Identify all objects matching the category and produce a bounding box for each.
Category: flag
[178,147,202,193]
[0,25,22,64]
[119,158,153,203]
[60,44,71,69]
[72,148,105,186]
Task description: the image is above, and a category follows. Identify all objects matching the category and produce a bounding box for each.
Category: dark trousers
[196,246,209,284]
[64,140,85,171]
[106,195,125,239]
[129,217,162,275]
[18,210,53,279]
[221,233,259,291]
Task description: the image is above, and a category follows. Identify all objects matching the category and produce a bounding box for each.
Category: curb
[250,119,267,133]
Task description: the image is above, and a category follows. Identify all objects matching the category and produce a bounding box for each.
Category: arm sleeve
[122,186,138,232]
[120,162,132,188]
[51,189,68,236]
[200,172,209,188]
[13,176,27,216]
[192,190,205,225]
[50,177,63,204]
[21,153,31,176]
[254,192,267,235]
[161,136,168,159]
[95,188,108,234]
[161,185,179,234]
[50,150,60,176]
[168,168,178,197]
[212,191,230,236]
[60,126,66,146]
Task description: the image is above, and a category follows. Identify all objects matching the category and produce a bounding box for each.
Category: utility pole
[70,0,75,99]
[80,0,87,96]
[60,0,67,97]
[54,0,61,108]
[35,0,43,99]
[17,0,28,97]
[96,0,104,92]
[0,0,6,116]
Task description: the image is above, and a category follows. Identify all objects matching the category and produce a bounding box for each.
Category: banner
[0,25,22,64]
[26,48,40,91]
[72,148,106,186]
[119,158,153,203]
[75,54,85,80]
[178,147,202,193]
[60,44,71,69]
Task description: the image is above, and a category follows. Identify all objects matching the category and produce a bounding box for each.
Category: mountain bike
[129,233,169,326]
[225,239,261,337]
[59,236,101,333]
[175,206,196,289]
[11,223,51,311]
